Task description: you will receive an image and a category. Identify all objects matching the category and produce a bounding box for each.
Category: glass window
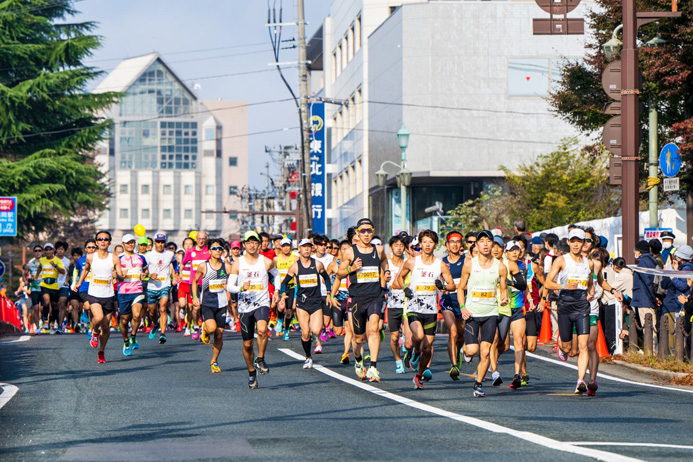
[120,184,128,194]
[163,184,172,195]
[229,186,239,196]
[184,209,193,219]
[141,184,150,195]
[141,209,150,219]
[206,185,214,195]
[163,209,172,219]
[205,128,215,140]
[120,60,194,118]
[508,58,550,97]
[119,208,128,219]
[184,185,193,195]
[228,213,238,220]
[228,156,238,167]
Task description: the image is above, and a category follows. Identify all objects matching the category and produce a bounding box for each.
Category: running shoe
[303,357,313,369]
[248,375,258,389]
[521,374,530,386]
[380,329,385,342]
[587,380,598,397]
[158,334,167,344]
[97,351,106,363]
[122,342,132,357]
[492,371,503,387]
[327,328,337,339]
[364,353,370,361]
[183,327,191,337]
[275,318,283,333]
[200,328,211,345]
[341,353,350,365]
[510,374,522,390]
[148,327,158,340]
[282,330,290,341]
[191,329,200,341]
[462,353,473,364]
[422,368,432,382]
[449,365,460,381]
[413,374,424,389]
[400,341,407,356]
[89,331,99,349]
[409,350,421,371]
[313,344,322,354]
[557,348,568,362]
[254,358,270,375]
[354,360,366,380]
[575,380,587,395]
[24,327,29,334]
[367,366,380,382]
[130,336,139,350]
[396,360,406,374]
[319,330,328,342]
[211,361,221,373]
[402,349,410,366]
[473,382,485,398]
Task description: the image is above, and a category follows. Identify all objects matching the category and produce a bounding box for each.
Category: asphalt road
[1,329,693,462]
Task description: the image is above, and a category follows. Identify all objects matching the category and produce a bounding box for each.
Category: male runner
[386,234,407,374]
[441,231,466,380]
[274,237,297,340]
[457,230,508,397]
[182,230,209,340]
[328,240,354,364]
[178,237,195,336]
[313,234,334,351]
[55,241,71,332]
[117,234,148,356]
[145,233,179,344]
[24,245,43,333]
[39,243,66,333]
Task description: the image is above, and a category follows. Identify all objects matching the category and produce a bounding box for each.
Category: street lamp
[602,24,623,61]
[375,124,412,233]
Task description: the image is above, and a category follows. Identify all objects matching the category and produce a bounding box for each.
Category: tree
[0,0,117,239]
[548,0,693,198]
[443,185,514,238]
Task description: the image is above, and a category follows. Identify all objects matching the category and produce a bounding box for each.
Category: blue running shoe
[395,360,405,374]
[148,327,158,340]
[422,368,432,382]
[282,330,290,341]
[409,350,421,371]
[130,336,140,350]
[123,342,132,357]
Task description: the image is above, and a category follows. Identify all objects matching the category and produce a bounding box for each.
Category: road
[1,330,692,461]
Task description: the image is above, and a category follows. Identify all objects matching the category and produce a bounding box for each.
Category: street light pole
[397,125,411,233]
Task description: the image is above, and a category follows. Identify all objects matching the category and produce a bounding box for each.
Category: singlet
[57,256,71,288]
[276,253,297,289]
[236,255,270,313]
[508,260,527,310]
[314,253,333,297]
[88,252,114,298]
[118,253,147,294]
[179,258,192,286]
[557,254,591,310]
[387,257,406,310]
[348,244,381,299]
[295,257,323,310]
[182,247,210,285]
[201,261,228,309]
[39,257,65,290]
[26,258,42,291]
[442,254,464,308]
[407,256,442,315]
[145,250,177,290]
[74,255,91,292]
[466,257,500,317]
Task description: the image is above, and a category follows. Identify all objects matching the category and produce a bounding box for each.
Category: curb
[0,321,20,336]
[611,359,689,381]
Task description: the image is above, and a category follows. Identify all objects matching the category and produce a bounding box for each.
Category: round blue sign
[659,143,681,178]
[0,260,5,278]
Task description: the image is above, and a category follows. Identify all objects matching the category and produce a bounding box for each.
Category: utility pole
[297,0,312,238]
[648,107,658,228]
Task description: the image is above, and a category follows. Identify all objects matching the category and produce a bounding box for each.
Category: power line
[87,42,272,63]
[352,127,557,145]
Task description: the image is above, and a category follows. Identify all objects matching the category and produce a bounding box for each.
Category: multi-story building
[308,0,593,237]
[93,53,247,242]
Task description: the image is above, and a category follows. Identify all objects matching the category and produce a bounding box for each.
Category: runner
[328,239,354,364]
[145,233,179,344]
[227,231,280,389]
[313,234,334,352]
[66,247,83,332]
[385,233,407,374]
[337,218,388,382]
[457,230,508,397]
[39,243,66,334]
[24,245,43,333]
[73,239,96,333]
[440,231,466,380]
[280,238,334,369]
[227,240,242,330]
[75,231,124,363]
[182,231,210,340]
[192,237,232,373]
[55,241,71,333]
[544,228,594,394]
[117,234,148,356]
[177,237,195,336]
[393,230,455,389]
[504,240,531,390]
[274,237,297,340]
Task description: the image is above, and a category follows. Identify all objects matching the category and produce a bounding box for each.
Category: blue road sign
[659,143,681,178]
[0,197,17,237]
[0,260,5,278]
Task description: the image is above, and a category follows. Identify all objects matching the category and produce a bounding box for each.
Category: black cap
[356,218,374,228]
[661,231,675,240]
[476,230,494,241]
[635,240,650,252]
[273,234,284,240]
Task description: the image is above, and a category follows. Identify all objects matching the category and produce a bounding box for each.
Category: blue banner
[0,197,17,237]
[309,102,326,234]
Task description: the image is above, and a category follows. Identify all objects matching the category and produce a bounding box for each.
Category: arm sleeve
[268,267,280,288]
[509,271,527,291]
[280,273,293,295]
[320,270,332,293]
[227,274,240,293]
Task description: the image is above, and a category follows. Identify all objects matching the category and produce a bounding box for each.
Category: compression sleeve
[280,273,293,295]
[510,271,527,291]
[320,270,332,293]
[227,274,240,294]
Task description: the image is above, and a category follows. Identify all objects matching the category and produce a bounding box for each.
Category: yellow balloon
[134,224,146,237]
[189,230,198,241]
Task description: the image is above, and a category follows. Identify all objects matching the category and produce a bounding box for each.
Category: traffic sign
[663,177,679,192]
[0,260,5,278]
[659,143,681,178]
[0,197,17,237]
[643,227,673,240]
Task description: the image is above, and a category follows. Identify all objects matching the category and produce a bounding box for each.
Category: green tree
[0,0,117,239]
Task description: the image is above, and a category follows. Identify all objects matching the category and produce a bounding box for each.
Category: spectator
[661,245,693,354]
[530,236,544,257]
[631,240,659,348]
[513,219,527,235]
[650,239,664,268]
[603,257,633,353]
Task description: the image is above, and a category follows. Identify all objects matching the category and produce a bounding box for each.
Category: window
[141,184,150,195]
[206,185,215,195]
[355,15,361,51]
[229,186,239,196]
[335,47,341,78]
[184,185,193,195]
[333,178,339,207]
[356,158,363,194]
[228,213,238,220]
[120,184,128,194]
[163,184,172,195]
[349,96,356,131]
[332,51,337,82]
[205,128,215,140]
[356,88,363,124]
[341,40,347,71]
[163,209,172,219]
[184,209,193,219]
[119,208,128,219]
[228,156,238,167]
[508,58,550,97]
[141,209,150,219]
[348,25,355,60]
[349,163,356,198]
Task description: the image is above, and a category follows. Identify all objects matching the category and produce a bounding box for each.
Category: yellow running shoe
[200,327,211,345]
[211,361,220,373]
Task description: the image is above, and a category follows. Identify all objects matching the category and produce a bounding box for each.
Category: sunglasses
[585,238,593,243]
[210,246,223,251]
[96,237,110,242]
[411,245,421,252]
[33,249,42,252]
[86,246,96,250]
[358,228,374,235]
[467,240,476,244]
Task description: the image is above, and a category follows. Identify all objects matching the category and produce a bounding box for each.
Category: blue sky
[76,0,332,187]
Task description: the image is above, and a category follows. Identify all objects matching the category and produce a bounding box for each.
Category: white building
[93,53,247,242]
[308,0,593,237]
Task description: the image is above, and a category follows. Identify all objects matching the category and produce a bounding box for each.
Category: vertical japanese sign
[309,102,326,234]
[0,197,17,237]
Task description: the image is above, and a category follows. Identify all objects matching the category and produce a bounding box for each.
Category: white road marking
[0,335,31,344]
[0,383,19,410]
[569,442,693,450]
[279,348,640,462]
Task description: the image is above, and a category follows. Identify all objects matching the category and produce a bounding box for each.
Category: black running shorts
[350,296,383,335]
[388,307,404,333]
[238,306,270,341]
[202,304,226,329]
[464,315,498,345]
[406,312,437,336]
[558,311,589,342]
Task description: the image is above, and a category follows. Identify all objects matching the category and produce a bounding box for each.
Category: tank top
[145,250,176,290]
[201,261,228,309]
[276,253,296,289]
[180,259,192,286]
[118,253,147,294]
[88,252,114,298]
[466,257,500,317]
[557,254,590,305]
[314,253,333,296]
[407,256,442,314]
[508,260,527,310]
[442,254,464,308]
[296,257,323,310]
[237,255,269,313]
[348,244,381,299]
[387,257,406,310]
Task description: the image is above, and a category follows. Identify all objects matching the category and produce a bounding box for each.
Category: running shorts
[525,310,538,337]
[296,302,322,315]
[497,314,511,342]
[590,314,599,327]
[79,291,90,304]
[388,307,404,333]
[59,287,70,299]
[350,296,383,335]
[68,290,81,302]
[321,297,331,317]
[87,295,116,314]
[406,312,437,336]
[202,304,226,328]
[558,311,589,342]
[146,287,171,305]
[440,300,463,320]
[178,282,192,303]
[511,307,525,323]
[30,291,41,306]
[170,285,178,303]
[117,292,145,316]
[41,287,60,303]
[238,306,270,341]
[464,315,497,345]
[332,299,348,328]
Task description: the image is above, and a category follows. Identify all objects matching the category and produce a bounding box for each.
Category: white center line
[0,335,31,344]
[278,348,641,462]
[569,442,693,450]
[0,383,19,411]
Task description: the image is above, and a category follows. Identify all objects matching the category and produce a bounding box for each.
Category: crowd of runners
[13,218,634,396]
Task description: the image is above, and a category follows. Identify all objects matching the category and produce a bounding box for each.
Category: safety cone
[596,320,610,358]
[538,308,552,345]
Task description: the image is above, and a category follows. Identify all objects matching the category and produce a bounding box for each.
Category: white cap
[568,228,586,240]
[505,240,521,251]
[372,238,382,246]
[298,238,313,247]
[411,237,419,247]
[122,233,136,243]
[280,237,292,246]
[43,242,54,249]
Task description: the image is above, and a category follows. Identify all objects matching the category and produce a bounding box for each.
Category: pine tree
[0,0,118,238]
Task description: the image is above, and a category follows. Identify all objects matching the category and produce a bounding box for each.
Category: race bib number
[470,287,495,301]
[209,279,225,293]
[154,276,167,282]
[415,284,436,295]
[92,277,112,286]
[453,278,461,286]
[356,266,379,283]
[339,280,348,291]
[299,275,318,288]
[192,260,206,269]
[247,283,264,292]
[181,269,191,280]
[567,274,588,290]
[125,268,142,279]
